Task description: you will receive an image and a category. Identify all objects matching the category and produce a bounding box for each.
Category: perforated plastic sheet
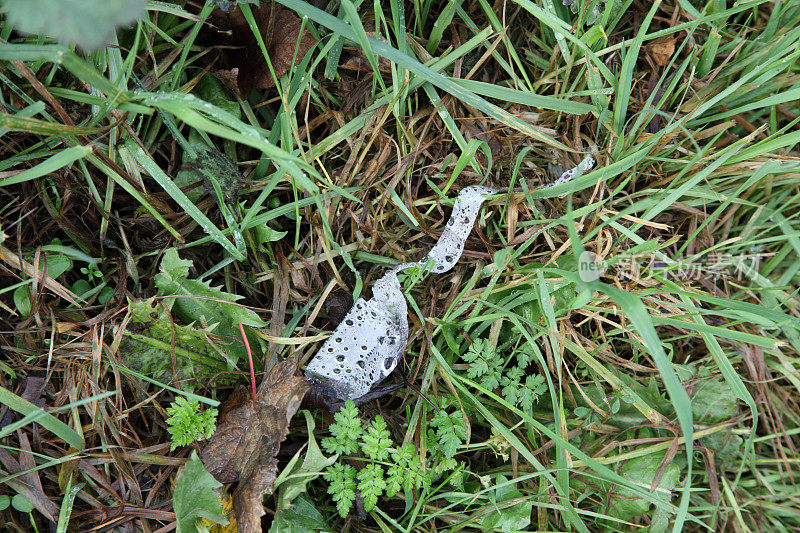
[539,154,595,197]
[425,185,497,274]
[305,266,411,400]
[305,157,595,399]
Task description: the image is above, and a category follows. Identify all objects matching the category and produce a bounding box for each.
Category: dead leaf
[213,3,316,97]
[201,358,308,532]
[323,289,353,329]
[0,376,46,427]
[339,31,393,74]
[646,36,676,67]
[0,445,59,522]
[213,68,240,99]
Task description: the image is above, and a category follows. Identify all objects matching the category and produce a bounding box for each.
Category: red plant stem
[239,324,257,403]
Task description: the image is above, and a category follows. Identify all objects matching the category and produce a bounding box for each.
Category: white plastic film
[305,156,594,399]
[540,154,594,197]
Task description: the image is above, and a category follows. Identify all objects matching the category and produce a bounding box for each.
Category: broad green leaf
[606,451,680,520]
[13,286,31,317]
[155,248,267,331]
[481,476,533,532]
[119,297,234,381]
[275,411,338,509]
[2,0,146,50]
[173,451,228,532]
[691,375,739,423]
[13,250,75,317]
[195,75,241,118]
[12,493,34,513]
[270,495,330,533]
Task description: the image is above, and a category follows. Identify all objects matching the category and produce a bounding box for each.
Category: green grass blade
[277,0,572,151]
[126,140,245,260]
[0,386,85,450]
[0,145,92,187]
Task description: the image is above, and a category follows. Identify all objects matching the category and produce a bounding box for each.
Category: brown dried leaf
[646,36,676,67]
[0,377,46,427]
[324,289,353,328]
[339,31,393,74]
[0,445,59,522]
[201,358,308,533]
[215,3,316,97]
[213,68,241,100]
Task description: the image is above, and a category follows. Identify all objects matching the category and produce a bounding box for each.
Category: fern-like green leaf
[321,400,362,455]
[463,339,503,390]
[430,406,466,459]
[386,442,424,497]
[501,369,547,413]
[360,416,392,461]
[324,463,356,518]
[356,463,386,512]
[165,397,218,452]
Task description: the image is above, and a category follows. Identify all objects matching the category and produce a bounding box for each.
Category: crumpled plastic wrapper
[305,156,595,399]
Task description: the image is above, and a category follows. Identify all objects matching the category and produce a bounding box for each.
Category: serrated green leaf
[159,248,193,279]
[155,248,267,331]
[190,145,244,204]
[119,297,233,382]
[173,451,227,532]
[255,224,288,251]
[3,0,146,50]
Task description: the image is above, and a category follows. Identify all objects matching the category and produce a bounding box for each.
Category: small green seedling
[165,397,218,452]
[5,493,38,532]
[321,400,442,517]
